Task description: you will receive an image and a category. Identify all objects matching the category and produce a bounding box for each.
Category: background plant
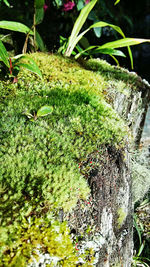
[131,148,150,266]
[0,39,42,80]
[62,0,150,69]
[132,199,150,267]
[0,0,149,78]
[0,0,10,7]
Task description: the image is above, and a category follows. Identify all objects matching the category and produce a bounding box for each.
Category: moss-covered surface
[117,208,127,228]
[0,53,135,265]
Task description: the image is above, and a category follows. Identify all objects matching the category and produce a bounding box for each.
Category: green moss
[0,217,94,266]
[85,58,139,85]
[0,54,127,215]
[117,208,127,228]
[0,52,130,265]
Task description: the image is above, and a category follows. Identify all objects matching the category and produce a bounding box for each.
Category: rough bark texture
[66,146,132,266]
[112,76,150,146]
[65,76,150,267]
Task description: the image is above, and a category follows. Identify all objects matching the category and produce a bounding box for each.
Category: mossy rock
[0,52,139,266]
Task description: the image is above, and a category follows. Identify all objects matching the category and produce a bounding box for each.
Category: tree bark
[66,75,150,267]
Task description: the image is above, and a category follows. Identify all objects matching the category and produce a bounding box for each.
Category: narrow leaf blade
[90,21,125,38]
[35,30,47,51]
[98,37,150,69]
[35,8,44,25]
[3,0,10,7]
[35,0,45,9]
[114,0,120,5]
[99,38,150,49]
[65,0,97,56]
[92,47,126,57]
[75,46,126,58]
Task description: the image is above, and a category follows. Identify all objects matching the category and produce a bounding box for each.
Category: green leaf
[75,45,126,58]
[3,0,10,7]
[110,55,119,66]
[77,0,84,11]
[0,21,33,35]
[133,215,142,245]
[91,47,126,57]
[14,55,42,78]
[114,0,120,5]
[65,0,97,56]
[0,39,9,67]
[35,8,44,25]
[89,21,134,68]
[90,21,125,38]
[35,0,44,9]
[22,110,34,119]
[93,26,102,38]
[35,30,47,51]
[79,36,90,49]
[37,105,53,117]
[137,241,145,257]
[99,37,150,49]
[67,28,89,57]
[17,62,42,78]
[74,20,126,52]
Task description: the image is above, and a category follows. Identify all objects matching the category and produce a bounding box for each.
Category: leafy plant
[31,0,46,52]
[64,0,150,68]
[0,17,46,53]
[132,214,150,266]
[23,105,53,121]
[0,39,42,80]
[0,0,10,7]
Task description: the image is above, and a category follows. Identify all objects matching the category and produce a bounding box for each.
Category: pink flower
[43,3,49,12]
[85,0,90,4]
[63,1,75,11]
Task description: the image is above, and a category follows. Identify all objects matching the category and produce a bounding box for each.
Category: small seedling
[23,105,53,121]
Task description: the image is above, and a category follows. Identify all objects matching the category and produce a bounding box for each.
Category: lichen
[117,208,127,228]
[0,217,94,266]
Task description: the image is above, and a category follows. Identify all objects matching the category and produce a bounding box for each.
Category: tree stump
[1,54,150,266]
[64,61,150,266]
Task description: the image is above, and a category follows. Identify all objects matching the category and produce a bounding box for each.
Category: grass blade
[90,21,125,38]
[65,0,97,56]
[133,214,142,245]
[99,38,150,49]
[89,22,134,68]
[114,0,120,5]
[97,37,150,69]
